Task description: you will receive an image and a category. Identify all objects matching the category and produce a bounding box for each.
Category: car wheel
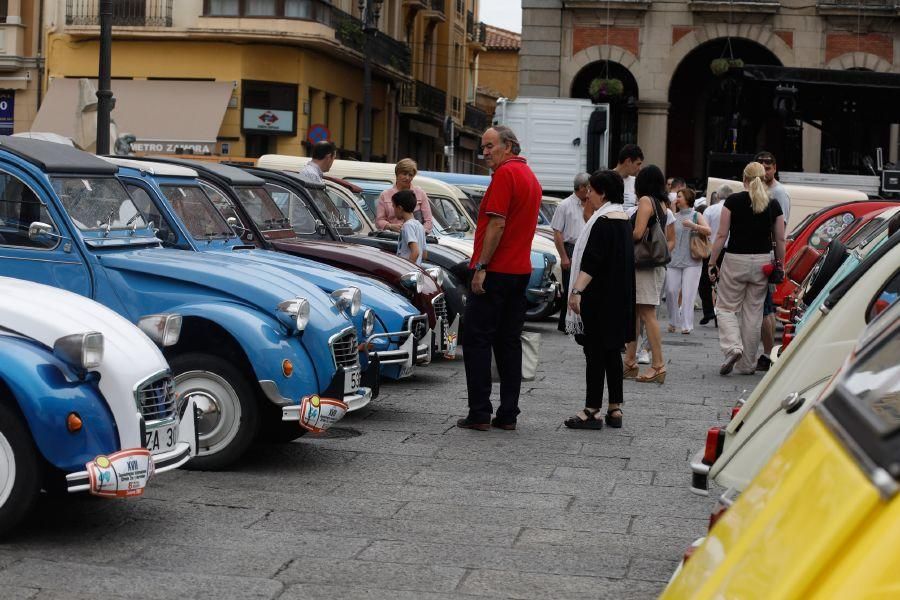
[802,240,848,305]
[0,401,40,538]
[259,420,309,444]
[169,353,259,471]
[525,298,558,321]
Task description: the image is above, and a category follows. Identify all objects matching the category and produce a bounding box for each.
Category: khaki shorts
[635,266,666,306]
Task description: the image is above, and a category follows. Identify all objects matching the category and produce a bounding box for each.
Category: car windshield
[845,217,887,250]
[307,188,354,232]
[266,183,317,235]
[788,211,818,240]
[430,195,472,234]
[357,190,380,221]
[542,201,558,219]
[53,177,147,232]
[840,332,900,434]
[159,185,232,239]
[234,186,292,232]
[324,187,369,234]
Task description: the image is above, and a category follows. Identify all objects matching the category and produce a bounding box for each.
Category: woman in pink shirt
[375,158,434,233]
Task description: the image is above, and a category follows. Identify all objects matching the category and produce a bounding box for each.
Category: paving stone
[331,481,573,509]
[628,557,683,582]
[458,568,662,599]
[279,584,479,600]
[275,557,466,593]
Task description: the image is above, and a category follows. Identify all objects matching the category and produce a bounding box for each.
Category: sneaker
[456,417,490,431]
[720,350,743,375]
[756,355,773,371]
[637,350,651,365]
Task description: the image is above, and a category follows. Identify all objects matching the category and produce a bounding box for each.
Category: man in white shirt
[698,184,732,325]
[299,140,336,184]
[613,144,643,210]
[551,172,590,331]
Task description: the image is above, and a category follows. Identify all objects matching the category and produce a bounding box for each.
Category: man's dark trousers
[699,256,715,320]
[464,272,530,424]
[556,241,576,332]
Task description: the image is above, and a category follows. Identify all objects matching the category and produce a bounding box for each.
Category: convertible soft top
[0,136,118,175]
[142,156,265,187]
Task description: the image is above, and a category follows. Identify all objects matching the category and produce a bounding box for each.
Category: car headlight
[331,287,361,317]
[137,314,182,347]
[363,309,375,337]
[277,297,311,331]
[53,332,104,370]
[400,271,423,294]
[425,267,445,287]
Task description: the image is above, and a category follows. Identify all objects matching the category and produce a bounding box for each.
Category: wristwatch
[571,289,583,296]
[474,262,488,272]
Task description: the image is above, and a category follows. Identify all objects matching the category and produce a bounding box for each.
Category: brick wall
[825,32,893,64]
[573,27,640,57]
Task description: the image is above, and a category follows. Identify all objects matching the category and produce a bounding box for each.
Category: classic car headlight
[400,271,424,294]
[53,332,104,370]
[137,314,182,347]
[331,287,361,317]
[425,267,445,287]
[363,309,376,337]
[277,297,311,331]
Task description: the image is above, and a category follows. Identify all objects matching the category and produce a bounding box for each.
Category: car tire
[259,419,309,444]
[802,240,848,305]
[0,401,41,538]
[525,298,559,321]
[169,353,259,471]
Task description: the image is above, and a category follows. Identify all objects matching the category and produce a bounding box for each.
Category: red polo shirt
[471,156,541,274]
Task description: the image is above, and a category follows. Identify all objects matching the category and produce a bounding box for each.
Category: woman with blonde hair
[375,158,434,233]
[708,162,785,376]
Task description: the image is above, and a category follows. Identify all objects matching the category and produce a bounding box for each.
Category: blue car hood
[96,248,351,334]
[213,248,419,328]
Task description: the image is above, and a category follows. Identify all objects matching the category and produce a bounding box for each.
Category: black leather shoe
[456,417,490,431]
[756,355,772,371]
[699,314,716,325]
[491,418,516,431]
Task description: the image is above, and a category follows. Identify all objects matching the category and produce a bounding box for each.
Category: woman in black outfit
[564,170,636,429]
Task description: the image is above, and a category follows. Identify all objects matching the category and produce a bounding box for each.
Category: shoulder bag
[632,199,671,269]
[689,211,711,260]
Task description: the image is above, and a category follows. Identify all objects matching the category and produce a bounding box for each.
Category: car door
[0,167,92,297]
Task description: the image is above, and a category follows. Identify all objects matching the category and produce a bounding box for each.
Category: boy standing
[392,190,426,265]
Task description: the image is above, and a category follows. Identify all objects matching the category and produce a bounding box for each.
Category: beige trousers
[716,253,770,371]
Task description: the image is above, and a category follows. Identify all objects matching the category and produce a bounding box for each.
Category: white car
[0,277,197,534]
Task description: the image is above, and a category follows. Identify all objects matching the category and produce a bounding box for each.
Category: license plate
[144,423,177,455]
[344,367,361,394]
[86,448,154,498]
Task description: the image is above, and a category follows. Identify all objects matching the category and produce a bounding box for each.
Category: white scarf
[565,202,628,335]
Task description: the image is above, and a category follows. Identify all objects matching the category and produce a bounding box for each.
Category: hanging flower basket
[589,78,624,101]
[710,58,745,77]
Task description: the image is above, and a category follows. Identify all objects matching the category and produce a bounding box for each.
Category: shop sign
[0,93,14,136]
[243,108,295,134]
[130,141,215,154]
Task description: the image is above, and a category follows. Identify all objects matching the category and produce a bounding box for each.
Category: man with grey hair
[458,126,541,431]
[551,172,591,332]
[699,183,731,325]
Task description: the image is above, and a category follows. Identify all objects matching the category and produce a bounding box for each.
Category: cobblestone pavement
[0,315,764,599]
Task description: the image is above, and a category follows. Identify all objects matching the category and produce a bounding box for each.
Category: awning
[32,78,234,153]
[741,65,900,90]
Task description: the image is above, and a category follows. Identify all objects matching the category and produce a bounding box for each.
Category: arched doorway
[666,38,782,181]
[571,60,639,169]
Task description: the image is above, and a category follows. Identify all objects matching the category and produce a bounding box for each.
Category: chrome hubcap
[174,370,242,457]
[0,432,15,509]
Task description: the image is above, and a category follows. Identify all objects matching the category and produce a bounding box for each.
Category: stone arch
[826,52,893,73]
[562,45,648,99]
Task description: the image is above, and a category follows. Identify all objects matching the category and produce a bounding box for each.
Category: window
[234,187,291,232]
[846,217,888,250]
[265,184,317,234]
[867,268,900,324]
[206,0,239,16]
[125,184,176,244]
[809,212,854,251]
[325,188,367,234]
[245,0,276,16]
[160,186,233,239]
[199,181,245,227]
[284,0,313,19]
[52,178,146,232]
[0,172,58,249]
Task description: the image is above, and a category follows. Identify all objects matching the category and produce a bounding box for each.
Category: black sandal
[564,408,603,430]
[605,408,623,428]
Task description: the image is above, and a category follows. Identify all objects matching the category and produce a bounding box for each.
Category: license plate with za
[144,422,177,455]
[344,367,361,394]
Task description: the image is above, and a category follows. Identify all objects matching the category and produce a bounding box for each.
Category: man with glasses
[754,150,791,371]
[457,126,541,432]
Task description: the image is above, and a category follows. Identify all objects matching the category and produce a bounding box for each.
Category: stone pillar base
[636,100,670,171]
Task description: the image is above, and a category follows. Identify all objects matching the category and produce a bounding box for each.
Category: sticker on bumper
[298,394,349,434]
[87,448,154,498]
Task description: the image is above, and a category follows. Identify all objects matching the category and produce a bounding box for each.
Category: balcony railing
[66,0,173,27]
[463,103,489,132]
[817,0,897,8]
[429,0,446,13]
[400,80,447,119]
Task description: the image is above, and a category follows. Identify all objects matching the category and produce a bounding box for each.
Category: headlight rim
[425,266,445,287]
[53,331,104,371]
[277,297,311,332]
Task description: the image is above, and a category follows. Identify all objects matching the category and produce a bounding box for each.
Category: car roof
[143,156,264,186]
[0,135,118,175]
[102,156,198,177]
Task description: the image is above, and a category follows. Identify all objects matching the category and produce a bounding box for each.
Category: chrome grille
[431,294,448,321]
[136,375,177,423]
[331,329,359,368]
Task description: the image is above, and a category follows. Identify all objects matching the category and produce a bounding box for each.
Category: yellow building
[475,25,520,120]
[2,0,41,135]
[32,1,490,169]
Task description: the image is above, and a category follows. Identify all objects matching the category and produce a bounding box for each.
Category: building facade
[1,0,41,136]
[475,25,521,119]
[32,0,488,167]
[520,0,900,178]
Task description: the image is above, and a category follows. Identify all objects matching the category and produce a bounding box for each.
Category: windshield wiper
[125,212,144,234]
[99,209,117,236]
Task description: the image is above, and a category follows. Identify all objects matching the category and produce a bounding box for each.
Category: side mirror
[28,222,61,240]
[226,216,252,239]
[226,216,238,227]
[315,219,328,236]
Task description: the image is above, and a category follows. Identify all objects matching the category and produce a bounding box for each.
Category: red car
[773,200,898,307]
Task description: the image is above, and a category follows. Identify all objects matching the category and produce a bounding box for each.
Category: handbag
[491,331,541,382]
[632,200,671,269]
[689,212,711,260]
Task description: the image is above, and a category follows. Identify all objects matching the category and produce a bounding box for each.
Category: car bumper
[689,447,710,497]
[527,281,559,300]
[65,441,192,493]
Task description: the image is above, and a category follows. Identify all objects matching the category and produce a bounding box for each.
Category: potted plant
[589,77,624,101]
[711,58,744,76]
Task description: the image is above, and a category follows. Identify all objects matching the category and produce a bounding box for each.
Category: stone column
[344,100,359,153]
[518,0,563,97]
[309,90,328,129]
[328,96,344,149]
[6,0,21,25]
[802,121,822,173]
[636,100,670,171]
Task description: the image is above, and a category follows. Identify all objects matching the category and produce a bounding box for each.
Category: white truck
[493,97,610,194]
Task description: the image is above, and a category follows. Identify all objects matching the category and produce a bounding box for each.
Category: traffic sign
[308,124,331,145]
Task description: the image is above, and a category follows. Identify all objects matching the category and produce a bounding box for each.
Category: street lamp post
[359,0,384,162]
[96,0,114,155]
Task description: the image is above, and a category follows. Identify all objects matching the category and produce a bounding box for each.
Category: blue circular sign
[308,124,330,145]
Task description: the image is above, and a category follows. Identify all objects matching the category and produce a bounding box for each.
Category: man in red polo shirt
[458,125,541,431]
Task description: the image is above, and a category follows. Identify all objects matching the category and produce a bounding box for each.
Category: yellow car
[664,300,900,599]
